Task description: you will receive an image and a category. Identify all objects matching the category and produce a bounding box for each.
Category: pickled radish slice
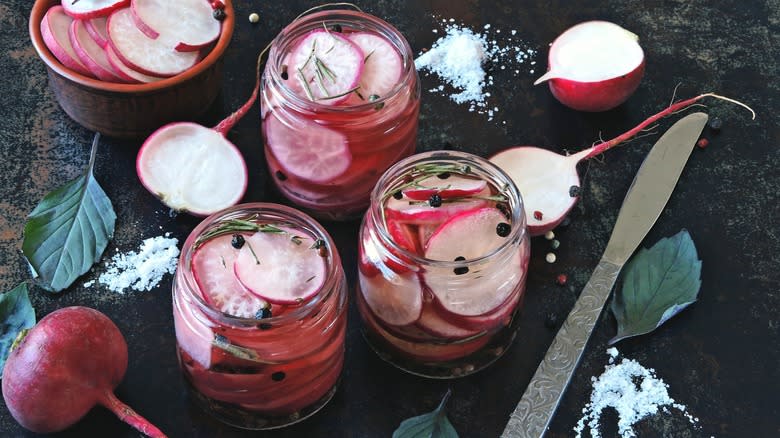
[442,288,522,331]
[264,114,351,183]
[424,208,519,316]
[358,270,422,326]
[234,231,326,304]
[286,30,364,103]
[105,45,163,83]
[347,32,403,98]
[131,0,222,52]
[191,234,268,318]
[107,8,198,77]
[70,19,122,82]
[84,17,109,47]
[62,0,129,20]
[402,175,488,201]
[136,122,248,216]
[384,195,488,225]
[416,302,482,340]
[40,6,93,77]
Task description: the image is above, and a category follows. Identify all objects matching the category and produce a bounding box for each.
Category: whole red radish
[534,21,645,112]
[1,307,166,437]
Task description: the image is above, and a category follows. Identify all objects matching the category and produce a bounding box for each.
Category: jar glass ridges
[356,151,531,378]
[173,203,348,429]
[261,9,420,221]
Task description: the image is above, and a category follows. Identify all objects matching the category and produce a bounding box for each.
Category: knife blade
[501,112,709,438]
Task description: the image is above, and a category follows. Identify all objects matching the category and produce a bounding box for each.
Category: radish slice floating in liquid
[62,0,130,20]
[131,0,222,52]
[347,32,403,99]
[233,230,327,305]
[358,270,422,327]
[402,175,487,201]
[41,6,94,77]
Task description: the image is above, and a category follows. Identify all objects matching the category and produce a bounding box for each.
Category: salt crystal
[97,234,180,293]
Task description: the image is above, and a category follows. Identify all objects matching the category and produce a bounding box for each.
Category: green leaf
[609,229,702,344]
[0,283,36,377]
[393,389,459,438]
[22,134,116,292]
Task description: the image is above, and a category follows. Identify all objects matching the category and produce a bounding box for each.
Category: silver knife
[501,112,709,438]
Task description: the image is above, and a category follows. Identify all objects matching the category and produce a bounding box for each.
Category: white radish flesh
[84,17,109,48]
[131,0,222,52]
[233,230,326,305]
[402,175,487,201]
[347,32,403,99]
[416,302,481,340]
[104,45,163,83]
[358,270,422,327]
[136,123,248,216]
[61,0,129,20]
[385,187,491,225]
[107,7,198,77]
[192,234,269,318]
[41,6,94,77]
[69,20,123,82]
[490,93,756,236]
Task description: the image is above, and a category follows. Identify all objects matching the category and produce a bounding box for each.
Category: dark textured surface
[1,1,778,437]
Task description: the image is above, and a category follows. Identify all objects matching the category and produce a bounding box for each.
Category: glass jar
[173,203,347,429]
[357,151,531,378]
[260,9,420,221]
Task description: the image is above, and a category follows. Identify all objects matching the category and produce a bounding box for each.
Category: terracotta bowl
[29,0,235,138]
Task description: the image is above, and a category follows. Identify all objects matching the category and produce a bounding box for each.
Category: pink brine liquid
[357,152,531,378]
[261,10,420,220]
[172,204,347,429]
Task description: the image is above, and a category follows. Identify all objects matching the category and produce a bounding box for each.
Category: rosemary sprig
[315,57,337,83]
[406,194,508,205]
[297,68,315,100]
[246,241,261,265]
[364,49,375,63]
[314,86,361,101]
[381,164,471,203]
[195,217,303,249]
[213,334,279,364]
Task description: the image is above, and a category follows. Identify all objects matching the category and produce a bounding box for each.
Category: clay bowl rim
[28,0,235,94]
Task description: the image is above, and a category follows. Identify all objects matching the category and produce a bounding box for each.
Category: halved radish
[105,45,163,83]
[69,19,123,82]
[136,122,248,216]
[358,270,422,327]
[107,7,199,77]
[285,30,364,104]
[423,208,520,317]
[84,17,109,48]
[402,175,487,201]
[191,234,269,318]
[416,301,482,340]
[233,230,327,305]
[131,0,222,52]
[534,21,645,112]
[40,6,94,77]
[62,0,129,20]
[347,32,403,98]
[264,114,352,183]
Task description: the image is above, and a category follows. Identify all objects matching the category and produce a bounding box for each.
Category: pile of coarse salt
[414,19,538,122]
[90,233,180,293]
[575,348,699,438]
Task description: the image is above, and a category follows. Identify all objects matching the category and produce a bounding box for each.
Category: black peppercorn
[231,234,245,249]
[254,307,272,319]
[429,194,443,208]
[496,222,511,237]
[569,185,581,197]
[275,170,287,181]
[393,191,403,200]
[212,8,227,21]
[329,24,343,33]
[437,172,451,179]
[708,117,723,132]
[454,266,469,275]
[272,372,286,381]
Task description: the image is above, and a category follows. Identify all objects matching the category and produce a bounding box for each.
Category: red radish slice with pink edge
[402,175,487,201]
[423,207,519,317]
[62,0,129,20]
[40,6,94,77]
[358,270,422,327]
[416,302,482,340]
[384,186,491,225]
[264,114,352,183]
[286,30,364,104]
[192,234,269,318]
[233,230,327,305]
[107,7,198,77]
[84,17,109,48]
[489,93,756,236]
[105,45,163,83]
[131,0,222,52]
[347,32,403,99]
[69,20,123,82]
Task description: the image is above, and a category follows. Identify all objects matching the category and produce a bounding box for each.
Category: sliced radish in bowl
[285,30,364,104]
[136,122,248,216]
[534,21,645,112]
[233,230,327,305]
[107,7,199,77]
[62,0,130,20]
[105,45,163,83]
[192,234,269,318]
[131,0,222,52]
[358,270,422,327]
[84,17,109,48]
[40,6,94,77]
[347,32,402,99]
[69,19,123,82]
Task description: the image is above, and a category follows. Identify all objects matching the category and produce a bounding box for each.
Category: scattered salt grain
[97,234,179,293]
[575,349,699,438]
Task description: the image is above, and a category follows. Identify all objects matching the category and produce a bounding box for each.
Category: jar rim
[264,9,417,113]
[177,202,343,326]
[368,151,527,268]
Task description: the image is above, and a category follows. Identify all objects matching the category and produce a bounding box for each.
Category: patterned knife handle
[501,259,622,438]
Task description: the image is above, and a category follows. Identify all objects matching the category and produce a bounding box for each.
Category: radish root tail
[101,391,168,438]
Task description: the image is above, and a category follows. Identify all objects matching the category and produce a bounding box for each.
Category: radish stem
[213,43,272,135]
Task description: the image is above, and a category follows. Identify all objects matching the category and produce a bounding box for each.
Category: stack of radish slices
[40,0,223,83]
[357,172,530,362]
